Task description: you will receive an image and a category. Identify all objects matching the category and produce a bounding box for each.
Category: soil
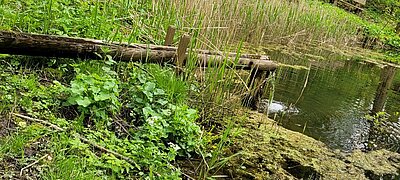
[0,116,15,138]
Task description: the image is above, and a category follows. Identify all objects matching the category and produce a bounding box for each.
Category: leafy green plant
[124,64,202,156]
[41,63,203,178]
[65,65,120,127]
[365,111,389,126]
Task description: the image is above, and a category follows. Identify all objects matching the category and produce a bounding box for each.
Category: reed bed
[153,0,362,48]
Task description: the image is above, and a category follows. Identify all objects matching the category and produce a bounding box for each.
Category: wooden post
[164,25,176,46]
[371,65,396,114]
[242,55,274,109]
[175,34,190,74]
[241,67,270,110]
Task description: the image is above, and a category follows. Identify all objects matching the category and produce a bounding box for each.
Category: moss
[226,111,400,179]
[347,150,400,176]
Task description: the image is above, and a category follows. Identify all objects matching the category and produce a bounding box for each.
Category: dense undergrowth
[359,0,400,60]
[0,0,399,179]
[0,56,210,178]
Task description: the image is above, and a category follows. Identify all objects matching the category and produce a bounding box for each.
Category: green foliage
[65,64,120,126]
[0,125,48,158]
[361,0,400,56]
[146,64,188,104]
[357,21,400,62]
[83,129,182,179]
[198,120,241,179]
[366,0,400,21]
[43,156,101,180]
[0,0,169,44]
[365,111,389,126]
[41,132,104,180]
[124,64,202,155]
[0,71,66,118]
[0,57,204,179]
[51,61,203,178]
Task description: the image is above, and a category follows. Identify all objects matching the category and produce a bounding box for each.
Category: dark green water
[267,51,400,152]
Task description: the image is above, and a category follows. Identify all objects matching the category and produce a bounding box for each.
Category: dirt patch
[224,111,400,179]
[0,116,16,138]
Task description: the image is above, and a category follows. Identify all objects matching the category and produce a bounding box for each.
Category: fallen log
[0,31,277,71]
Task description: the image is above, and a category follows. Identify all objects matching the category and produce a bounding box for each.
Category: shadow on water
[262,50,400,153]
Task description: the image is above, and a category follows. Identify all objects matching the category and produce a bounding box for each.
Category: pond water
[264,50,400,152]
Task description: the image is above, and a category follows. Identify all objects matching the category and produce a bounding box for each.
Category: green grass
[43,156,100,180]
[0,0,370,47]
[0,125,48,158]
[41,132,102,180]
[0,0,397,54]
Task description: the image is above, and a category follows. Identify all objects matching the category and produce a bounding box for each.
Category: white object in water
[258,99,299,115]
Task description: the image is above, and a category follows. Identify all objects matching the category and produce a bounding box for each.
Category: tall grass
[148,0,363,123]
[156,0,362,48]
[0,0,362,47]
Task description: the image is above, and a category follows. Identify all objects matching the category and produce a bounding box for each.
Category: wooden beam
[0,31,277,71]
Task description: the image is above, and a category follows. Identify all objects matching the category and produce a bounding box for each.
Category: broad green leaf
[76,97,92,107]
[70,82,85,94]
[104,81,116,90]
[144,82,155,92]
[94,92,111,101]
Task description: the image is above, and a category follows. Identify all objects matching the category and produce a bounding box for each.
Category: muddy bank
[225,111,400,179]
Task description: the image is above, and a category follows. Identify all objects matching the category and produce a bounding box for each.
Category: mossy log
[0,31,277,71]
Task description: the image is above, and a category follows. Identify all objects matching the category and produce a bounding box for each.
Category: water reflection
[266,52,400,152]
[372,65,396,114]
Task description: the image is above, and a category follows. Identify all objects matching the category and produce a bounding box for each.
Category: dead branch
[20,154,49,176]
